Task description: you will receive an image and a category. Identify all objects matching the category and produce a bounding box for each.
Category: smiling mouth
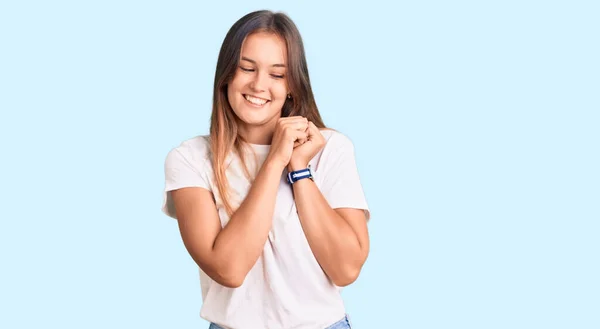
[243,94,270,106]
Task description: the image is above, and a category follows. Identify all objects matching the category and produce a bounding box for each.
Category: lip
[243,93,271,101]
[243,94,270,108]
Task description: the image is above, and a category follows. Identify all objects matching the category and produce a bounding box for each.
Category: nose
[250,71,269,92]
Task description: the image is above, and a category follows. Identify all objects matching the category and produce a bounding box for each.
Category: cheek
[226,85,236,105]
[229,72,247,89]
[273,83,288,100]
[227,78,244,99]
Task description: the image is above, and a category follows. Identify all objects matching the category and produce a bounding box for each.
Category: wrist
[264,157,287,173]
[287,160,308,172]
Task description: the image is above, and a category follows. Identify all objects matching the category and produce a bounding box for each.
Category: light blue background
[1,1,598,328]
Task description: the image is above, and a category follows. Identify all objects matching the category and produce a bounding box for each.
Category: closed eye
[240,66,284,79]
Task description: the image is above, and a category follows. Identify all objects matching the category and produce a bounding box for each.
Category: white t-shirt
[162,129,370,329]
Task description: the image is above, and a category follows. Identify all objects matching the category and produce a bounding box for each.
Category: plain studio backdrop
[1,1,598,328]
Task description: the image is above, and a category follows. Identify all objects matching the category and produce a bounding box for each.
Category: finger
[283,120,309,131]
[305,121,317,137]
[293,129,305,147]
[284,126,307,143]
[292,129,308,144]
[280,116,307,123]
[306,121,325,144]
[290,123,311,147]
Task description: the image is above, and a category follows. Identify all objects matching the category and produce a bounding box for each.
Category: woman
[162,10,370,329]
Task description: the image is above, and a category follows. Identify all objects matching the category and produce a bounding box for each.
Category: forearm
[291,178,365,286]
[212,160,283,281]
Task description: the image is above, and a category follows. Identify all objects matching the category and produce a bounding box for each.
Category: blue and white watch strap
[287,165,313,184]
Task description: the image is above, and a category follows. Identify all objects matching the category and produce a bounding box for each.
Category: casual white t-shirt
[162,129,370,329]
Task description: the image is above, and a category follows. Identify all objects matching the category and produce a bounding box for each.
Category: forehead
[240,32,287,65]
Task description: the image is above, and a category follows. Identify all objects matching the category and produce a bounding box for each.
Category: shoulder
[319,128,356,151]
[312,129,358,170]
[174,134,210,155]
[165,135,212,169]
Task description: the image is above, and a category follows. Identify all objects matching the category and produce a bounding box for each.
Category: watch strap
[287,165,313,184]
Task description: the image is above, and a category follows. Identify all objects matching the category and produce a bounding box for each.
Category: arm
[169,117,309,288]
[287,124,370,287]
[289,167,370,287]
[172,159,283,288]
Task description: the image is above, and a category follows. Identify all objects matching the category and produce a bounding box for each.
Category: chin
[235,100,282,126]
[238,112,276,126]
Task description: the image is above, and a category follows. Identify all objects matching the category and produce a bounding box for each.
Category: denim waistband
[208,313,352,329]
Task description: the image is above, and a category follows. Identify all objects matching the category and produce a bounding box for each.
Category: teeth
[245,94,268,106]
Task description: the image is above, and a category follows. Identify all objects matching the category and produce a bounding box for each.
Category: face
[227,32,289,138]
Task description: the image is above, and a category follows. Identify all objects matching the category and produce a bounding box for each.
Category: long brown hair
[210,10,326,216]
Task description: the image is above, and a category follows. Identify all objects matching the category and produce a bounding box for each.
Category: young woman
[162,10,370,329]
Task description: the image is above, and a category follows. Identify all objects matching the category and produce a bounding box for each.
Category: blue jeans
[209,314,353,329]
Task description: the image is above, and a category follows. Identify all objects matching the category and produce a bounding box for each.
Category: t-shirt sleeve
[161,147,212,220]
[319,134,371,221]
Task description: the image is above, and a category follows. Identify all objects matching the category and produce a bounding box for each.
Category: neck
[237,120,276,145]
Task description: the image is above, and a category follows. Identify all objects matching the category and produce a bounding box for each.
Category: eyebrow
[241,56,286,68]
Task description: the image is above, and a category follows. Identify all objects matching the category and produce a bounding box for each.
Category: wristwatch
[287,165,314,184]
